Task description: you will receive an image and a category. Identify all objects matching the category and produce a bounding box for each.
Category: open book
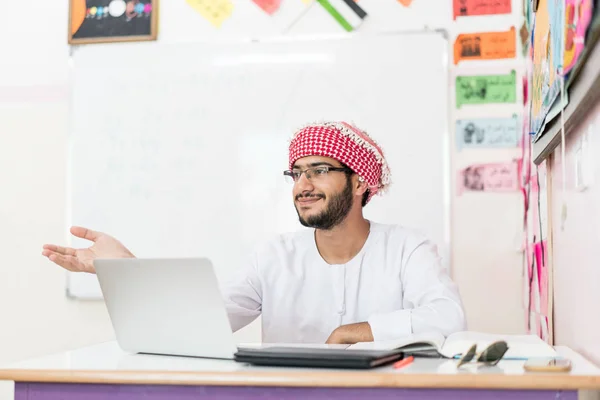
[347,331,557,360]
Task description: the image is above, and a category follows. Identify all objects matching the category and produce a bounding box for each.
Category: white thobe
[221,221,466,343]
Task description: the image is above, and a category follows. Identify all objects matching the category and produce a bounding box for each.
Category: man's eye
[292,172,302,179]
[315,168,328,175]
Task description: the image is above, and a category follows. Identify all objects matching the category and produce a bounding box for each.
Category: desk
[1,342,599,400]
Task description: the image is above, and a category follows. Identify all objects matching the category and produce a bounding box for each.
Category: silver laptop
[94,257,239,359]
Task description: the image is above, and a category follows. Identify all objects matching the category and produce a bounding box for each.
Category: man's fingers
[42,244,77,256]
[46,252,75,271]
[70,226,100,242]
[46,252,84,272]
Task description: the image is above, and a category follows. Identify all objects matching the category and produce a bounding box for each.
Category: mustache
[295,193,325,201]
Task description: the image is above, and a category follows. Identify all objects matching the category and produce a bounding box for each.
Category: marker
[393,356,414,369]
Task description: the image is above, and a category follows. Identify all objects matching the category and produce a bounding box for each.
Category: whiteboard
[66,31,451,299]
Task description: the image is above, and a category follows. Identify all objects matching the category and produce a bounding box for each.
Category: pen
[393,356,414,369]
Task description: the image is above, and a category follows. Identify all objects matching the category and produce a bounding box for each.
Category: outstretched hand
[42,226,135,274]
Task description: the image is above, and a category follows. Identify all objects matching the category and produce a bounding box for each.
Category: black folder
[233,346,405,369]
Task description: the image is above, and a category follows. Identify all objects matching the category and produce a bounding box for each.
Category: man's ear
[355,176,369,196]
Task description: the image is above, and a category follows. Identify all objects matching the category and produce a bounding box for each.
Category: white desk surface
[1,341,600,390]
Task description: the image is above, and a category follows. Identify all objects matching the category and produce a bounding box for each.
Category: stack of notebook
[234,331,557,369]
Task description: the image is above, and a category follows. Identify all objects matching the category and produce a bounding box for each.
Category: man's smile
[296,195,324,207]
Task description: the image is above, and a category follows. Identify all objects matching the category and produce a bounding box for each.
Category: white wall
[550,100,600,366]
[0,2,111,398]
[0,1,525,397]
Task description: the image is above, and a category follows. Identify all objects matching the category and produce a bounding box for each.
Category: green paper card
[456,70,516,108]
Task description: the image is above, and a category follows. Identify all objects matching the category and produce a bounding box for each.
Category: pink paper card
[535,240,549,317]
[564,0,594,73]
[252,0,281,15]
[458,160,519,194]
[528,243,540,314]
[531,192,540,236]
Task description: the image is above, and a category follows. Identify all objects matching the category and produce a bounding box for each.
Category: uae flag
[317,0,367,32]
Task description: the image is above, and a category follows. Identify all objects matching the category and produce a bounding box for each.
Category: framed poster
[69,0,158,44]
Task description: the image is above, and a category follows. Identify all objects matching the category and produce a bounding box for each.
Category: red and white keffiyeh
[288,121,391,204]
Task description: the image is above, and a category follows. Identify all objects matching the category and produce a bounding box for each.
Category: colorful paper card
[518,159,540,194]
[564,0,594,73]
[457,160,519,194]
[519,106,531,188]
[456,116,520,149]
[540,315,550,342]
[527,309,542,335]
[534,242,544,294]
[521,0,535,56]
[523,243,532,308]
[528,245,540,316]
[186,0,234,28]
[530,168,540,193]
[526,248,538,323]
[529,284,540,324]
[455,70,516,108]
[530,0,565,136]
[454,27,516,64]
[519,22,528,53]
[252,0,281,15]
[453,0,512,19]
[534,241,549,317]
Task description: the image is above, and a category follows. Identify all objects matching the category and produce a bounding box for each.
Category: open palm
[42,226,135,273]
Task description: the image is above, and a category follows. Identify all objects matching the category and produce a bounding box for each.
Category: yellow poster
[186,0,234,28]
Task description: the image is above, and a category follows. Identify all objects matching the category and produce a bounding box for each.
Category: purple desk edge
[14,382,577,400]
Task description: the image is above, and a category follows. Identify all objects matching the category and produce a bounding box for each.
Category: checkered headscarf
[288,121,391,204]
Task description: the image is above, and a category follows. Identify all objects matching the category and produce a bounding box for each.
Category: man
[42,121,466,344]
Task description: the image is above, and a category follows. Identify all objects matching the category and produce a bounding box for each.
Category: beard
[295,177,354,230]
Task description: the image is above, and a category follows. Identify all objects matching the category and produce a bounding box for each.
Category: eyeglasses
[456,341,509,368]
[283,166,351,184]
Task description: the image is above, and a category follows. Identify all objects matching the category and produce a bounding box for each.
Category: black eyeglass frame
[283,166,352,182]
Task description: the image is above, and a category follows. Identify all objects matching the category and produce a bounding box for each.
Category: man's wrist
[332,326,350,344]
[333,322,374,344]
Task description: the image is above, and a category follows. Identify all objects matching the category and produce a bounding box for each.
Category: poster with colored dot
[69,0,158,44]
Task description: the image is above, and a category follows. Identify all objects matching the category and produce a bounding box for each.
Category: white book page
[348,332,446,352]
[238,343,350,350]
[440,331,557,359]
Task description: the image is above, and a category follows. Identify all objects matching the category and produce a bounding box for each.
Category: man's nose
[295,172,314,192]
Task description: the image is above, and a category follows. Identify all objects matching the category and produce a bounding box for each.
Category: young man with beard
[42,121,466,344]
